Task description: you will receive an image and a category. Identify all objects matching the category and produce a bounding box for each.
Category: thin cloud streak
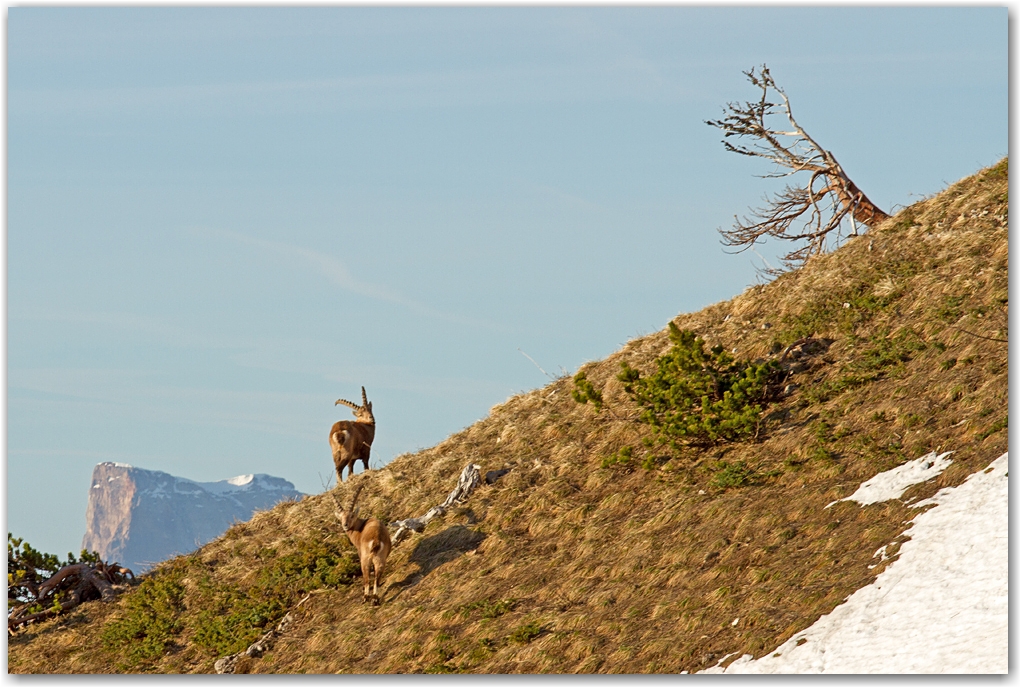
[10,378,325,441]
[9,59,694,117]
[8,307,255,351]
[8,46,998,121]
[191,226,509,333]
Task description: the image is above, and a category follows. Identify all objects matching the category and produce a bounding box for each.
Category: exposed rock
[82,462,304,573]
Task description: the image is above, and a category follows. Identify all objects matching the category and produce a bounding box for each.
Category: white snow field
[704,451,1008,674]
[827,450,954,507]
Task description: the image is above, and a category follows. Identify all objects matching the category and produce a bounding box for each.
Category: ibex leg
[361,559,372,602]
[372,556,385,605]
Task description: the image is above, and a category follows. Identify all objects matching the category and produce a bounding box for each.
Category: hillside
[8,159,1008,674]
[705,450,1007,673]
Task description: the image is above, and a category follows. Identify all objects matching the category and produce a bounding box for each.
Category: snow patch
[227,474,254,487]
[827,450,954,507]
[141,482,172,499]
[185,473,282,495]
[703,451,1007,673]
[137,475,270,499]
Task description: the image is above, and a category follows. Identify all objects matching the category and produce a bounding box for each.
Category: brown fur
[338,485,391,605]
[330,387,375,482]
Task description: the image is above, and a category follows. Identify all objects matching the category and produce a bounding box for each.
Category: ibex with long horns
[335,483,391,605]
[330,387,375,483]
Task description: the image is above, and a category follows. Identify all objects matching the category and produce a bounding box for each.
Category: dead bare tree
[388,463,483,546]
[8,558,134,633]
[706,65,889,273]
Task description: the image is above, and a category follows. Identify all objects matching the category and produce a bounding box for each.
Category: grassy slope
[9,159,1008,674]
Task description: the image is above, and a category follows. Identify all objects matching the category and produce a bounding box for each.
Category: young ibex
[330,386,375,483]
[337,484,391,605]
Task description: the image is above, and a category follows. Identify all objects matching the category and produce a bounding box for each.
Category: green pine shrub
[8,533,103,616]
[711,461,755,489]
[192,591,285,657]
[850,327,927,372]
[192,540,359,656]
[617,324,783,448]
[9,534,63,614]
[571,371,604,412]
[99,537,359,666]
[510,621,543,644]
[101,568,187,668]
[601,446,634,469]
[977,416,1008,440]
[458,597,517,620]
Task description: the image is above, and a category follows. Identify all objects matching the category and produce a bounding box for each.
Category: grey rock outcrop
[82,462,304,573]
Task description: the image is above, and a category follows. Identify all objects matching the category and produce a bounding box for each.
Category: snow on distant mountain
[82,462,305,574]
[704,451,1008,674]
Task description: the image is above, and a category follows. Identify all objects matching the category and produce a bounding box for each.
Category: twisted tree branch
[707,65,889,274]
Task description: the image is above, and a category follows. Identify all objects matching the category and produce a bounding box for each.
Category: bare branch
[8,558,132,633]
[707,64,889,273]
[390,463,482,546]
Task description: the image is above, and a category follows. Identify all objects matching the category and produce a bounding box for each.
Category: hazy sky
[7,7,1007,558]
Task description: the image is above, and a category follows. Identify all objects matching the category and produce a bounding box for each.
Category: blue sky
[7,6,1007,558]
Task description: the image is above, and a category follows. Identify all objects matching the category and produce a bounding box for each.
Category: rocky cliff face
[82,462,304,573]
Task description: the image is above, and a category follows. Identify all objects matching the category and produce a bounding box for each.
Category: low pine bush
[711,461,755,490]
[458,597,517,620]
[601,446,633,469]
[192,540,359,656]
[101,569,187,668]
[8,534,102,614]
[571,371,604,412]
[618,324,782,448]
[510,621,543,644]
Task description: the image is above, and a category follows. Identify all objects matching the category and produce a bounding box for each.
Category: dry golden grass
[8,159,1007,674]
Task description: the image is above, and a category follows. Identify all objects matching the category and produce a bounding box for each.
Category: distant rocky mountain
[82,462,305,573]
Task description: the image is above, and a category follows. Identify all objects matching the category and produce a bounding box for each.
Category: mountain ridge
[81,462,304,573]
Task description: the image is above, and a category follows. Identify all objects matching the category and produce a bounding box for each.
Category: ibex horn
[361,386,369,407]
[347,483,365,521]
[336,397,360,410]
